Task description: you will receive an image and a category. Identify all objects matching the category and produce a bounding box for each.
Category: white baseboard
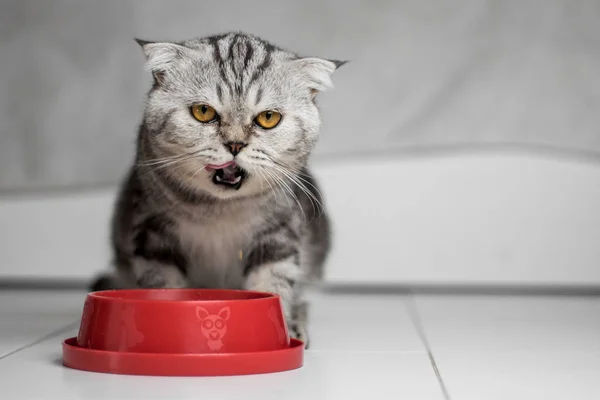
[316,153,600,285]
[2,152,600,285]
[0,190,114,280]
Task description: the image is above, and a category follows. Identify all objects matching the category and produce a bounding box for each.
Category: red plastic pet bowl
[62,289,304,376]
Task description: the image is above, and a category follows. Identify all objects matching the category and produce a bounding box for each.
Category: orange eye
[191,104,217,123]
[255,110,282,129]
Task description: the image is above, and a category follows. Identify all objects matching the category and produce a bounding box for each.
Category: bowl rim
[62,336,304,376]
[87,288,279,304]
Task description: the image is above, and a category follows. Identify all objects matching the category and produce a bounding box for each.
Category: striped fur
[91,32,343,345]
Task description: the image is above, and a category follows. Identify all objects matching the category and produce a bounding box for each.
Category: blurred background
[1,0,599,289]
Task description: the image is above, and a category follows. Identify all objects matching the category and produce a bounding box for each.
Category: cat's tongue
[206,161,236,170]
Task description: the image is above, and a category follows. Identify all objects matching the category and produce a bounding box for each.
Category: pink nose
[225,142,247,156]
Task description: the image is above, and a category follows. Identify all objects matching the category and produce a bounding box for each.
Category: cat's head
[137,32,343,200]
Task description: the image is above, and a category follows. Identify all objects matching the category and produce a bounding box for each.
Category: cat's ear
[293,57,347,96]
[135,38,189,86]
[218,307,231,321]
[196,306,210,321]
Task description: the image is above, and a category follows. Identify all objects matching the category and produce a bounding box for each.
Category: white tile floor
[0,289,599,399]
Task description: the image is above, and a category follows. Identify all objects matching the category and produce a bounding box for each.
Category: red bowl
[76,289,290,354]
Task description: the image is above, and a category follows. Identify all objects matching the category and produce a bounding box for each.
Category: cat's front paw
[288,320,310,349]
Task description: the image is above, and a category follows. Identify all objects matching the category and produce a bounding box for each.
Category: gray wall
[2,0,600,191]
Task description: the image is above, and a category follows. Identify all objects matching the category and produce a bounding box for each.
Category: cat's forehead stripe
[195,33,283,100]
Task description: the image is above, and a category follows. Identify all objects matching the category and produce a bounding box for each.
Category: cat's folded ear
[293,57,348,94]
[135,38,192,86]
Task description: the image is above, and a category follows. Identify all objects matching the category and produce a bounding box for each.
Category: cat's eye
[191,104,217,123]
[254,110,282,129]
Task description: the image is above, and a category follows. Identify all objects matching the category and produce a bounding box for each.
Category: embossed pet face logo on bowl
[196,306,230,351]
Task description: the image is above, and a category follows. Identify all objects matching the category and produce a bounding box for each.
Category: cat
[90,32,344,345]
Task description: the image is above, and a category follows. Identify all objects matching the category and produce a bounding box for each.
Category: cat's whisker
[136,153,186,167]
[263,168,293,210]
[138,157,192,180]
[261,168,286,205]
[257,168,278,207]
[288,174,324,216]
[250,151,322,218]
[188,165,207,183]
[275,161,326,210]
[260,155,324,218]
[138,155,197,172]
[137,148,216,168]
[267,168,306,220]
[270,164,322,218]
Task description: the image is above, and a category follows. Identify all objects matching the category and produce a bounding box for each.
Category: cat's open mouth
[207,161,248,190]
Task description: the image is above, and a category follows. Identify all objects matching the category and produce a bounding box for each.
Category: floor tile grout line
[0,320,79,362]
[403,291,452,400]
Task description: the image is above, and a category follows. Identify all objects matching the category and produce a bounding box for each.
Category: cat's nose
[225,142,247,156]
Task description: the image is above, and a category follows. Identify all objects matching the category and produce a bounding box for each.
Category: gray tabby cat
[91,32,343,344]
